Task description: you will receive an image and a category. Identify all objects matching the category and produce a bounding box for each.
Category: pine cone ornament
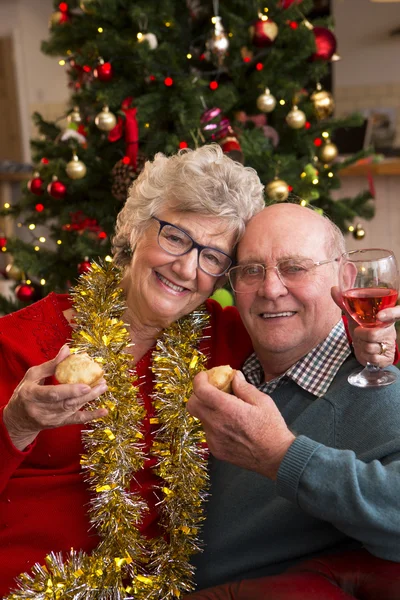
[111,155,145,202]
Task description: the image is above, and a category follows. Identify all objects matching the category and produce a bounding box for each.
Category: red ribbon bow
[108,97,139,169]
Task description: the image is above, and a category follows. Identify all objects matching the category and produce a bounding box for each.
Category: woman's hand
[2,345,108,451]
[331,286,398,367]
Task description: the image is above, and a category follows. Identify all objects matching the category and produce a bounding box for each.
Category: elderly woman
[0,144,397,599]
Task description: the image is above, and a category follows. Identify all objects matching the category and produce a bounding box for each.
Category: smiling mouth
[156,272,188,293]
[259,311,296,319]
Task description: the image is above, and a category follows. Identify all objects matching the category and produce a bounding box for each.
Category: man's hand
[187,371,295,480]
[331,286,397,366]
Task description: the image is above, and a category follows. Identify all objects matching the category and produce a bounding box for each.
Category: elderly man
[188,203,400,593]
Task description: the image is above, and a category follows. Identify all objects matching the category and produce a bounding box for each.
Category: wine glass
[339,248,399,388]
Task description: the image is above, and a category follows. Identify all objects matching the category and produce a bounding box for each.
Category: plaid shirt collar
[243,319,351,398]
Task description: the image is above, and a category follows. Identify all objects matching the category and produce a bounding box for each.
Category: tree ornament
[66,153,87,180]
[49,10,69,28]
[249,17,278,48]
[286,105,306,129]
[15,282,36,302]
[111,154,146,202]
[95,106,117,131]
[137,32,158,50]
[78,257,92,275]
[256,88,276,113]
[353,223,366,240]
[27,173,45,196]
[79,0,97,13]
[47,176,67,199]
[278,0,304,7]
[319,141,338,163]
[200,107,243,163]
[67,106,82,125]
[0,235,7,250]
[311,84,335,120]
[94,58,113,82]
[5,262,23,281]
[311,27,337,61]
[206,16,229,66]
[266,178,290,202]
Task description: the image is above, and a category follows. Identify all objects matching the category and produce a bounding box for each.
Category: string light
[144,123,150,128]
[1,247,6,253]
[164,76,173,86]
[28,224,36,230]
[40,279,46,285]
[211,16,217,24]
[300,199,307,207]
[57,240,62,245]
[312,178,319,185]
[209,81,219,90]
[26,279,32,285]
[59,59,66,66]
[328,172,334,178]
[164,21,171,27]
[322,131,329,139]
[279,99,285,106]
[35,203,44,212]
[179,141,188,149]
[186,53,192,59]
[137,32,143,40]
[98,27,103,33]
[348,225,355,232]
[3,203,10,209]
[256,62,263,70]
[34,246,40,251]
[300,171,306,178]
[105,255,113,262]
[39,236,46,243]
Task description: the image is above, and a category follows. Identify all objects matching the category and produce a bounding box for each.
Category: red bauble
[27,176,44,196]
[0,236,7,249]
[278,0,303,8]
[78,259,92,275]
[311,27,337,61]
[94,61,113,82]
[249,19,278,48]
[47,178,67,200]
[15,283,36,302]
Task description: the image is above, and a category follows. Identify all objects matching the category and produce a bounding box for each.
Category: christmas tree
[0,0,374,314]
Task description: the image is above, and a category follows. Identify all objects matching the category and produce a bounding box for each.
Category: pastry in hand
[207,365,236,393]
[55,352,104,388]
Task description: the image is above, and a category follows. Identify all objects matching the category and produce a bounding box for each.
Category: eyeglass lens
[229,259,320,291]
[158,222,231,276]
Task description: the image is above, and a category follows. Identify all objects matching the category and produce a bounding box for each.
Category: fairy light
[34,246,40,251]
[57,240,62,245]
[300,171,306,178]
[187,53,192,59]
[228,32,233,37]
[322,131,329,139]
[312,178,319,185]
[17,223,22,228]
[300,200,307,207]
[59,59,66,66]
[1,247,6,253]
[105,255,113,262]
[26,279,32,285]
[328,172,334,178]
[211,16,217,24]
[145,123,150,128]
[29,224,36,230]
[348,225,355,232]
[279,99,285,106]
[264,7,269,12]
[39,236,46,243]
[3,203,10,209]
[40,279,46,285]
[137,32,143,40]
[164,21,171,27]
[98,27,103,33]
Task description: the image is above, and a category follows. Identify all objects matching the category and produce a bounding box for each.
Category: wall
[333,0,400,147]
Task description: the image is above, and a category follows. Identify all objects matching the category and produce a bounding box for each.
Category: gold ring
[379,342,387,355]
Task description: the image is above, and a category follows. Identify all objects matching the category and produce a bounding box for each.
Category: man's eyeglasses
[152,216,233,277]
[228,257,339,293]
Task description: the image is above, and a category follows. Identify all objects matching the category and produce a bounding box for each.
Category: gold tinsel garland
[7,261,210,600]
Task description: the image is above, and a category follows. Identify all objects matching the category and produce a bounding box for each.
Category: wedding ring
[379,342,387,355]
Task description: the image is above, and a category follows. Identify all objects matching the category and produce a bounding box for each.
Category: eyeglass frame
[151,216,233,277]
[228,256,341,293]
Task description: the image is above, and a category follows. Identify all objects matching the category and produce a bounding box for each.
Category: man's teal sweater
[193,355,400,590]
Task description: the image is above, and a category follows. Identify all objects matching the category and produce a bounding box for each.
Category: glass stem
[366,362,381,372]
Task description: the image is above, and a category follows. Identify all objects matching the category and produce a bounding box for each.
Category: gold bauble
[266,178,289,202]
[256,88,276,113]
[49,11,64,27]
[66,154,87,180]
[5,263,23,281]
[67,107,82,125]
[353,223,366,240]
[319,141,338,163]
[286,105,306,129]
[80,0,96,13]
[311,89,335,120]
[95,106,117,132]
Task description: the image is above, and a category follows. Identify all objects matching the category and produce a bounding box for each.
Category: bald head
[235,203,345,371]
